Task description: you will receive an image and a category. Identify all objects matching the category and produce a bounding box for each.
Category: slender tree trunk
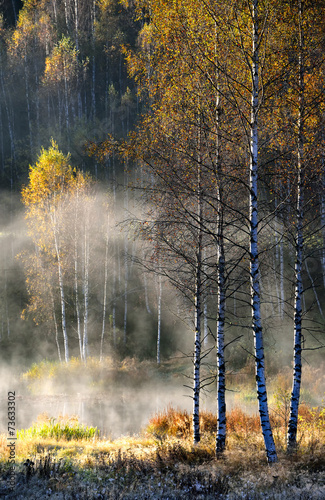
[74,192,83,361]
[0,67,16,171]
[11,0,18,22]
[156,269,162,365]
[123,163,129,344]
[24,56,33,155]
[74,0,79,51]
[144,266,152,314]
[52,0,58,25]
[82,215,90,363]
[193,227,202,445]
[203,295,208,345]
[214,31,227,456]
[287,0,305,453]
[279,227,285,318]
[100,211,110,361]
[0,101,4,173]
[112,238,117,347]
[34,68,40,151]
[111,148,117,345]
[91,0,96,121]
[216,215,226,455]
[275,195,285,319]
[193,113,203,445]
[50,290,62,363]
[63,61,70,140]
[249,0,277,464]
[64,0,69,31]
[203,248,208,346]
[54,231,69,363]
[321,158,325,289]
[4,269,10,338]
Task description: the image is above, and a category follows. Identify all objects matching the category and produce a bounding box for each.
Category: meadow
[0,358,324,499]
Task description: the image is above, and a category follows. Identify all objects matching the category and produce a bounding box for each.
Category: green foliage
[17,415,99,441]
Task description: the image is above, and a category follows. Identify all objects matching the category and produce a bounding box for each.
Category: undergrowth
[0,404,325,499]
[17,413,99,441]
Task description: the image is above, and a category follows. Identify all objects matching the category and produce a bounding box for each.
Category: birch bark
[74,190,83,361]
[287,0,305,453]
[193,109,204,444]
[100,210,110,361]
[82,214,90,363]
[156,269,162,366]
[214,54,226,456]
[53,220,69,363]
[249,0,277,464]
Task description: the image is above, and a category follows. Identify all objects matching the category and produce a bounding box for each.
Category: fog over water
[0,357,263,439]
[2,385,198,438]
[0,191,324,442]
[1,377,212,438]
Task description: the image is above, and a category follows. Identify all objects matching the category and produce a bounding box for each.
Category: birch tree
[118,0,232,447]
[247,0,277,464]
[22,140,89,363]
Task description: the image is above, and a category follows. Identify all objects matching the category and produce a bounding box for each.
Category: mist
[0,181,324,442]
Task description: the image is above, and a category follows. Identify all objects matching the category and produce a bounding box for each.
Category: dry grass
[4,361,325,497]
[0,404,325,498]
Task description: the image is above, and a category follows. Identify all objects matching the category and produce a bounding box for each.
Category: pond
[1,384,197,439]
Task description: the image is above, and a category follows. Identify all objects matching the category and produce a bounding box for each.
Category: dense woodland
[0,0,325,462]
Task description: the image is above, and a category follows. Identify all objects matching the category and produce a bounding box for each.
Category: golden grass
[1,406,324,499]
[5,402,317,466]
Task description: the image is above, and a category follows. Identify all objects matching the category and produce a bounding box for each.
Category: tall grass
[146,404,325,450]
[1,403,325,499]
[17,413,99,441]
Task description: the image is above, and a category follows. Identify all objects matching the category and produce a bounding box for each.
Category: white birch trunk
[24,57,33,155]
[321,163,325,289]
[203,298,208,345]
[34,66,40,151]
[111,151,117,345]
[144,267,152,314]
[100,211,110,361]
[216,219,226,455]
[50,290,62,363]
[250,0,277,464]
[279,228,285,318]
[157,271,162,365]
[214,33,227,456]
[193,236,202,444]
[203,248,208,346]
[53,230,69,363]
[193,114,203,445]
[287,0,304,452]
[64,0,69,30]
[82,216,90,362]
[123,163,129,344]
[74,192,83,361]
[52,0,58,25]
[112,238,117,347]
[74,0,79,51]
[91,0,96,121]
[63,60,70,137]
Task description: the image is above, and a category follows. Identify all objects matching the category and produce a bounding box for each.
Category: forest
[0,0,325,498]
